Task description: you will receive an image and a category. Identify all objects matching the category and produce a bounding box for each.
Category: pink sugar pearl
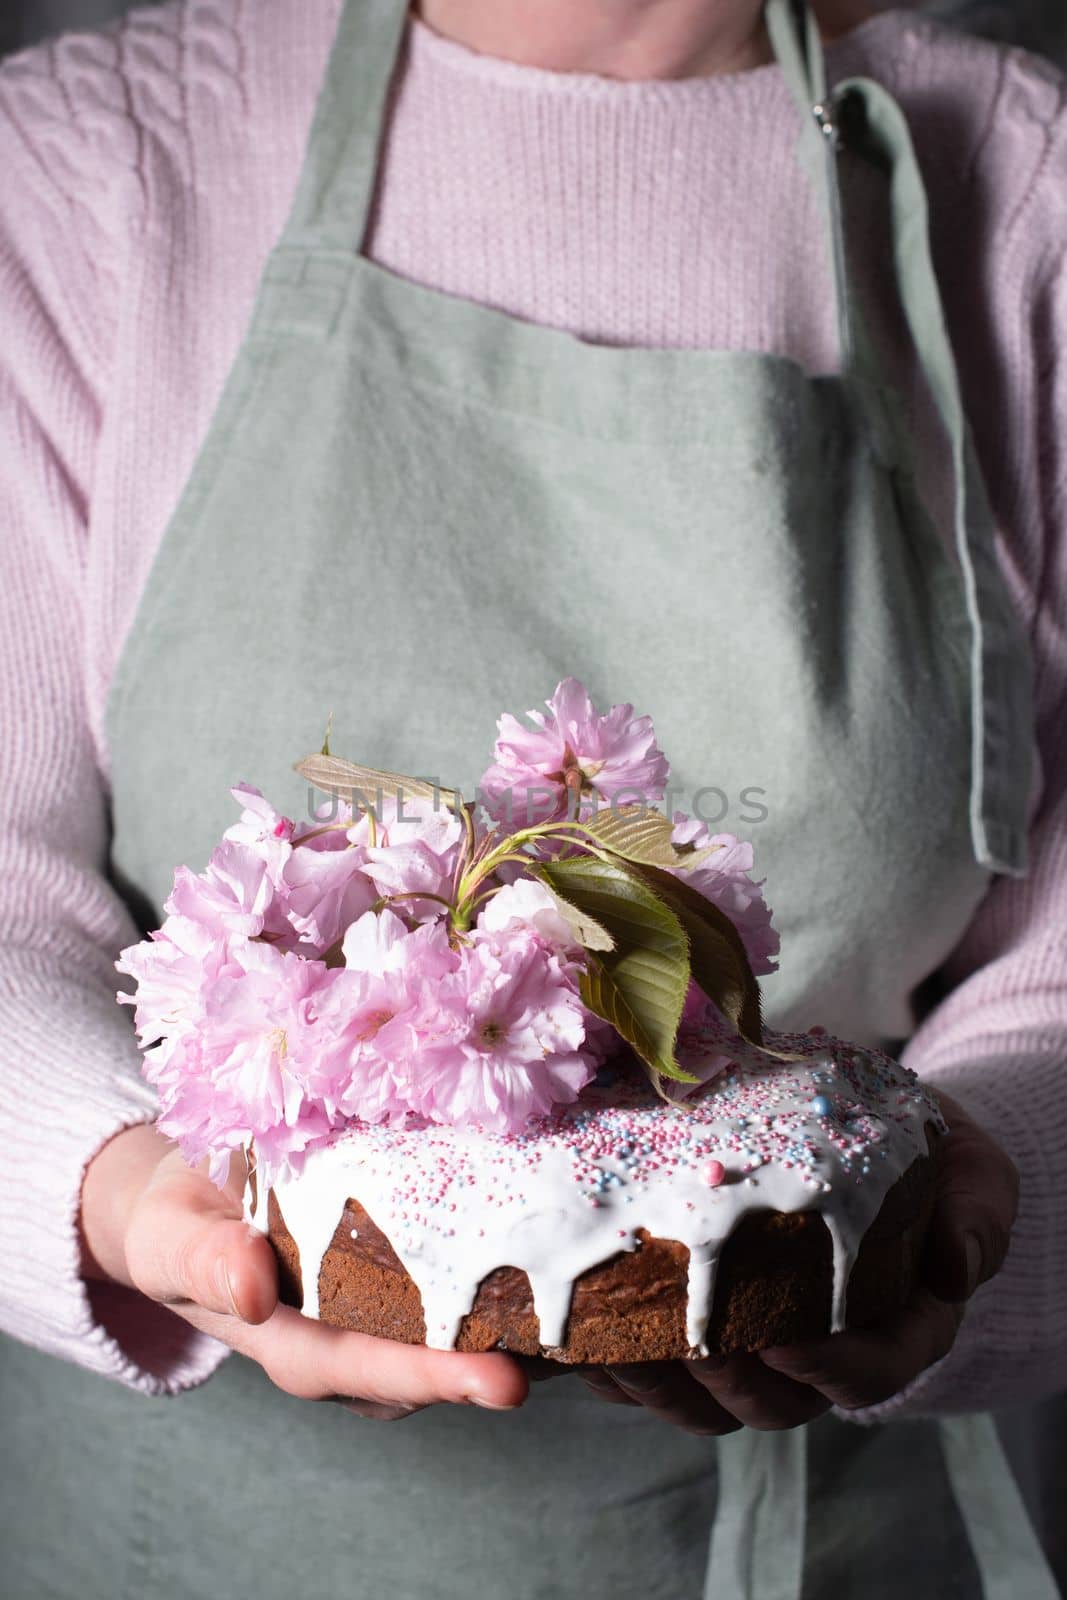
[701,1160,726,1187]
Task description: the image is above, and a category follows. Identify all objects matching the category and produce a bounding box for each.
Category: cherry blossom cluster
[117,680,778,1186]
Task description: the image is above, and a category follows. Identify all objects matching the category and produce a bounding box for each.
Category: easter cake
[252,1023,942,1362]
[118,678,943,1364]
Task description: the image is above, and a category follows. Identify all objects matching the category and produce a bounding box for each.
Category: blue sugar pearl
[811,1095,834,1119]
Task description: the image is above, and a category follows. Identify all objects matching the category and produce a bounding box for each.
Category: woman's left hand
[578,1088,1019,1434]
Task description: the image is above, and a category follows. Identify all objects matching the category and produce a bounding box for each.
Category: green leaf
[579,961,696,1088]
[536,856,697,1085]
[626,862,764,1048]
[295,753,461,814]
[534,881,615,953]
[574,804,722,870]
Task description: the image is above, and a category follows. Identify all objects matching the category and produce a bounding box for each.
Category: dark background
[1,1,1066,64]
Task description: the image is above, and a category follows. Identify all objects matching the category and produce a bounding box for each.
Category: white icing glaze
[248,1026,943,1354]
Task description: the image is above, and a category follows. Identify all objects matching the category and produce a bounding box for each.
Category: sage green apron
[1,1,1059,1596]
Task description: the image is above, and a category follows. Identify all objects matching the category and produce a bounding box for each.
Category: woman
[0,0,1064,1594]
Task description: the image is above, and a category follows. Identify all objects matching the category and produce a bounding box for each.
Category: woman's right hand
[79,1123,529,1419]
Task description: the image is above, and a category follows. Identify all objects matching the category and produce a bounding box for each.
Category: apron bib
[101,8,1032,1054]
[3,2,1055,1597]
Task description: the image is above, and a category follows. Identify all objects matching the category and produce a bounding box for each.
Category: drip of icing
[251,1027,943,1353]
[824,1213,854,1334]
[685,1248,717,1351]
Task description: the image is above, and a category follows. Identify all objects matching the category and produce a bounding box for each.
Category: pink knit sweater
[0,0,1064,1416]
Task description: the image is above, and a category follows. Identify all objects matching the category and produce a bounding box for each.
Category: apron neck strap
[764,0,854,373]
[283,0,411,255]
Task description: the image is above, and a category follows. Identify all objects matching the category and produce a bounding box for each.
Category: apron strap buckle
[811,100,841,149]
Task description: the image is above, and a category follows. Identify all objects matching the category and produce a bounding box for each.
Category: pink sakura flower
[478,677,669,825]
[474,878,620,1061]
[312,914,456,1125]
[349,791,467,923]
[669,813,780,977]
[115,827,279,1067]
[165,843,274,943]
[400,925,596,1132]
[150,941,335,1187]
[223,783,296,884]
[340,906,454,979]
[280,838,376,952]
[223,783,375,954]
[476,877,582,952]
[166,789,297,951]
[116,911,235,1056]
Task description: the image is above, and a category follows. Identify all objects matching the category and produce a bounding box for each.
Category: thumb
[125,1151,278,1324]
[922,1090,1019,1303]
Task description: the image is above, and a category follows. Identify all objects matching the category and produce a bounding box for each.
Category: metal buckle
[812,100,841,150]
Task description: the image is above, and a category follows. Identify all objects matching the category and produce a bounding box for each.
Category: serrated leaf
[627,862,764,1047]
[533,879,615,953]
[295,753,460,814]
[580,959,697,1086]
[537,856,696,1084]
[576,805,722,870]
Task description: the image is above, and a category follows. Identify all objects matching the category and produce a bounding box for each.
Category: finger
[759,1288,966,1410]
[607,1361,742,1436]
[578,1369,642,1408]
[922,1090,1019,1303]
[513,1355,574,1385]
[124,1155,279,1324]
[687,1352,833,1430]
[239,1305,530,1411]
[337,1399,428,1421]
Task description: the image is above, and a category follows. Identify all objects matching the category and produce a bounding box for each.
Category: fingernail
[466,1395,519,1411]
[964,1233,983,1296]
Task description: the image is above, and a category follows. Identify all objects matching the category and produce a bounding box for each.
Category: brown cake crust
[266,1124,939,1361]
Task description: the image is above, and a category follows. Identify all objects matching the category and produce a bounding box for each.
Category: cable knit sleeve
[849,46,1067,1421]
[0,36,226,1395]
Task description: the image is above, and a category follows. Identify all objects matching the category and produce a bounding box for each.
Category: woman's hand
[80,1124,529,1420]
[579,1088,1019,1433]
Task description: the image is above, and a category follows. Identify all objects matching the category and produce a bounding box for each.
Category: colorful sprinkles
[309,1025,942,1247]
[266,1020,945,1353]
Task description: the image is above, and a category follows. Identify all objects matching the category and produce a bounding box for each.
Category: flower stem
[450,819,611,928]
[292,821,353,847]
[381,891,454,912]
